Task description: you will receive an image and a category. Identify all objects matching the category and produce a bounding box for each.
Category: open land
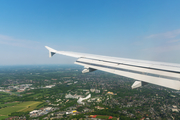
[0,101,42,117]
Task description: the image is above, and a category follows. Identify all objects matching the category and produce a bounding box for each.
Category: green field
[0,116,8,120]
[0,102,20,108]
[0,101,42,117]
[18,101,42,112]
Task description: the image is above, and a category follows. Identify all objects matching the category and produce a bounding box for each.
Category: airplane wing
[45,46,180,90]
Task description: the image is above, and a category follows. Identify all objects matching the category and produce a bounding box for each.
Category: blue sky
[0,0,180,65]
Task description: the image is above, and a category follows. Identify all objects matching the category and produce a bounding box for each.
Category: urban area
[0,65,180,120]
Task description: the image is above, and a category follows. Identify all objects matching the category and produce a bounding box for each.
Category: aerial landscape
[1,0,180,120]
[0,65,180,120]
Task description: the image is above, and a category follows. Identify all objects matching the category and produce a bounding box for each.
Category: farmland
[0,101,42,117]
[0,102,20,108]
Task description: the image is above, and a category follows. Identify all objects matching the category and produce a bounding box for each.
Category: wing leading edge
[45,46,180,90]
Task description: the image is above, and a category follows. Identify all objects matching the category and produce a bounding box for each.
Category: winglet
[45,46,57,58]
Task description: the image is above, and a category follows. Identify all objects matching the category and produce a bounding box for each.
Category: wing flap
[76,58,180,79]
[75,61,180,90]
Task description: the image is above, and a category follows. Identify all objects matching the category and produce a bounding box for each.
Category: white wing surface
[45,46,180,90]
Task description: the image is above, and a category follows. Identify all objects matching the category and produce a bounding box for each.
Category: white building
[30,110,41,114]
[77,94,91,105]
[65,93,80,99]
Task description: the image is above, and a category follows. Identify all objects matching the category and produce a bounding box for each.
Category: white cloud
[140,29,180,52]
[146,29,180,39]
[0,34,40,48]
[0,34,14,40]
[167,39,180,43]
[144,42,180,53]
